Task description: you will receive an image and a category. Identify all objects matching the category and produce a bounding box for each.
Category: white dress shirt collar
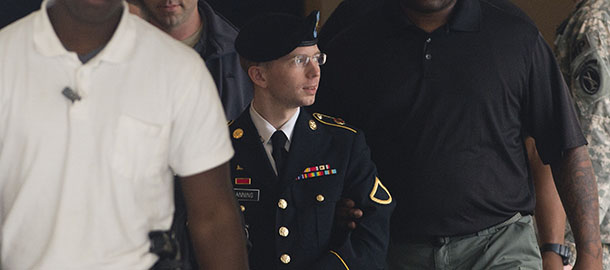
[249,105,300,174]
[249,104,300,151]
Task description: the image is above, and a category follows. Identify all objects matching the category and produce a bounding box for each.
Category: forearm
[181,163,249,270]
[187,205,247,269]
[551,145,601,268]
[529,137,567,244]
[528,137,567,269]
[534,175,567,244]
[535,188,568,269]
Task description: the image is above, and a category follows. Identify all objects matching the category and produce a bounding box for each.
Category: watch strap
[540,243,572,265]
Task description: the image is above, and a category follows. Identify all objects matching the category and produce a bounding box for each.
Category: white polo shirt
[0,1,233,269]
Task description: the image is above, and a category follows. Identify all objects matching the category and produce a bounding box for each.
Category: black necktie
[271,130,289,176]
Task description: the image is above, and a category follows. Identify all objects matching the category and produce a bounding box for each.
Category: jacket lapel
[278,109,331,191]
[231,109,279,187]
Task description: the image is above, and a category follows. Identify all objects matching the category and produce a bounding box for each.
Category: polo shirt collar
[33,0,136,63]
[449,0,480,32]
[387,0,480,32]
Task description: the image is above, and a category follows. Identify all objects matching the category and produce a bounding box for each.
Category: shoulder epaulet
[227,120,235,126]
[312,112,357,133]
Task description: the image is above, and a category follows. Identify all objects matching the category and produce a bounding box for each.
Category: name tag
[234,188,260,201]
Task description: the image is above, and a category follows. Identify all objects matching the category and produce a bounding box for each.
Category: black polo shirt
[312,0,586,239]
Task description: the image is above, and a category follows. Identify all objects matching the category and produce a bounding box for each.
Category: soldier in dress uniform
[229,11,395,270]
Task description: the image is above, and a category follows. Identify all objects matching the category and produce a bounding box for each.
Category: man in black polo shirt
[313,0,603,268]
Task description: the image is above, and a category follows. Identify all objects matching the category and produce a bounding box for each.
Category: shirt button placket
[72,67,89,116]
[424,37,432,61]
[422,36,433,77]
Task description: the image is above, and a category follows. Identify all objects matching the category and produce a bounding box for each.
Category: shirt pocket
[110,114,170,180]
[293,175,343,249]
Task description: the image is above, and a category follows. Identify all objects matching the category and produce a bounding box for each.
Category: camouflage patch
[578,59,601,95]
[554,0,610,85]
[572,38,590,60]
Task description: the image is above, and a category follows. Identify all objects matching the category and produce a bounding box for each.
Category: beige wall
[304,0,576,49]
[510,0,575,48]
[304,0,342,25]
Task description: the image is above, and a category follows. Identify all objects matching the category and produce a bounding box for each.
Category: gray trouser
[387,213,542,270]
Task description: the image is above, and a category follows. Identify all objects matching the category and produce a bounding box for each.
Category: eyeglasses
[290,53,327,67]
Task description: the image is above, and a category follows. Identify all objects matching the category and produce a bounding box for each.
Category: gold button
[278,199,288,209]
[309,120,317,130]
[232,128,244,139]
[316,194,325,202]
[279,226,289,237]
[240,205,246,212]
[280,253,291,264]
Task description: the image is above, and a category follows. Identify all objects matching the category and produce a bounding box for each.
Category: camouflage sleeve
[573,19,610,218]
[558,8,610,226]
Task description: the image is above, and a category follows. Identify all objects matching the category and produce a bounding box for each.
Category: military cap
[235,11,320,62]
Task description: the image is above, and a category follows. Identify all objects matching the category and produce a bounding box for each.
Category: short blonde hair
[239,56,261,73]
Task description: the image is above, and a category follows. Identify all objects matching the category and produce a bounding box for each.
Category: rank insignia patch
[235,178,251,185]
[234,188,260,201]
[297,164,337,180]
[370,177,392,205]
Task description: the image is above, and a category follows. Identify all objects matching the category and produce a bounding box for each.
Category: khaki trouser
[387,213,542,270]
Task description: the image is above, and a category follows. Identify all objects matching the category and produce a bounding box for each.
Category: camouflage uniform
[555,0,610,267]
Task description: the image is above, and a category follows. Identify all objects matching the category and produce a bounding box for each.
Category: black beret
[235,11,320,62]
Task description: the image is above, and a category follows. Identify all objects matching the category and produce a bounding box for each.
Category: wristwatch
[540,243,572,266]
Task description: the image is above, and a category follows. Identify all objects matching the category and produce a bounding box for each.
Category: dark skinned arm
[550,145,602,270]
[335,198,363,230]
[180,162,249,270]
[526,137,567,269]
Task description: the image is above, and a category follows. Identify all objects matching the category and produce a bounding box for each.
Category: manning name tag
[234,188,260,201]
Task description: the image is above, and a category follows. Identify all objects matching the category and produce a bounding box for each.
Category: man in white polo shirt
[0,0,248,269]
